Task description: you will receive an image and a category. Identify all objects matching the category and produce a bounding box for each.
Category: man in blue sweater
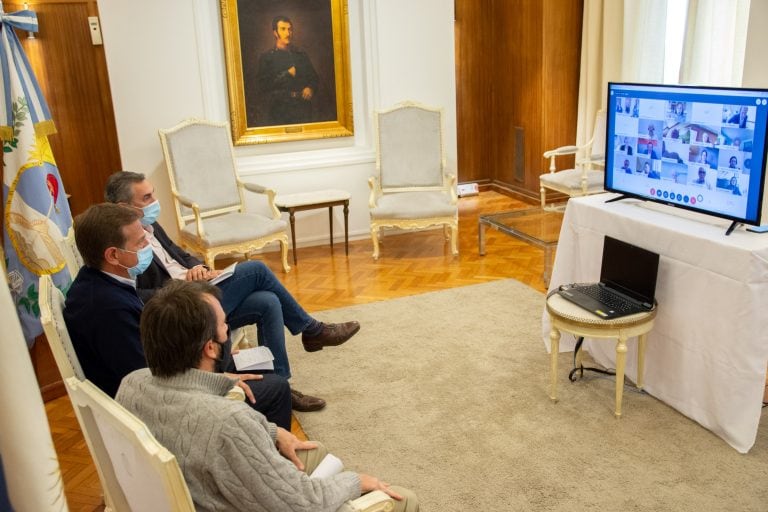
[104,171,360,412]
[63,204,292,429]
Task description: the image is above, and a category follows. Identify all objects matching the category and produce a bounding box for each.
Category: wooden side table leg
[615,335,627,418]
[328,206,334,248]
[637,333,647,390]
[543,246,553,286]
[549,327,561,402]
[343,201,349,256]
[289,210,298,266]
[478,221,487,255]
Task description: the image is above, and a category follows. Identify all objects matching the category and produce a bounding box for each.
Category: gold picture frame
[220,0,354,145]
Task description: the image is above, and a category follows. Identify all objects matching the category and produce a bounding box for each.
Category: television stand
[726,221,742,236]
[604,194,632,204]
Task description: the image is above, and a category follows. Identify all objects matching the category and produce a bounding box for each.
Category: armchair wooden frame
[159,118,291,272]
[66,377,196,511]
[539,110,606,209]
[39,274,120,511]
[369,101,459,260]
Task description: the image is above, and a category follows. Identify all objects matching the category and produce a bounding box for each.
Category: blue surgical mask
[118,244,154,279]
[140,200,161,226]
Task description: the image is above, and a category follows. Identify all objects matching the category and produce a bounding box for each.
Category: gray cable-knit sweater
[116,368,361,511]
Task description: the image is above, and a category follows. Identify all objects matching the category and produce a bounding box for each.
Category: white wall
[97,0,456,249]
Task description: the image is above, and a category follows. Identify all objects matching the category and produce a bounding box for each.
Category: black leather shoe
[291,389,326,412]
[302,321,360,352]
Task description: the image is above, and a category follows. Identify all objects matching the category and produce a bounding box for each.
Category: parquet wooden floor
[44,191,546,510]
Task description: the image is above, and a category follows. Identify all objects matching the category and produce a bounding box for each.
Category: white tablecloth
[543,193,768,453]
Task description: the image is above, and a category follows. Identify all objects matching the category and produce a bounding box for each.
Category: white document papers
[232,346,274,372]
[209,262,237,285]
[309,453,343,479]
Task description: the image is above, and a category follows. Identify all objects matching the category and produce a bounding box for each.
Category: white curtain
[576,0,667,154]
[679,0,751,86]
[622,0,669,82]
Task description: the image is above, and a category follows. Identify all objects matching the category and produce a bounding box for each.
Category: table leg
[328,206,334,248]
[289,210,297,266]
[615,336,627,418]
[343,201,349,256]
[575,339,584,369]
[543,246,553,286]
[637,333,647,390]
[479,221,487,256]
[549,327,561,402]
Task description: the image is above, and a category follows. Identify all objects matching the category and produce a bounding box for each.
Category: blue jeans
[218,261,314,379]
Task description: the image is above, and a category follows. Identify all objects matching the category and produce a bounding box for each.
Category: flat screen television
[605,82,768,233]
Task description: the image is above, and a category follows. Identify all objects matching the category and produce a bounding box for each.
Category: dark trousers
[238,372,292,430]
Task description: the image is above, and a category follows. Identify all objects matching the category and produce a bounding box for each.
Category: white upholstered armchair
[369,101,458,259]
[539,110,606,208]
[158,119,291,272]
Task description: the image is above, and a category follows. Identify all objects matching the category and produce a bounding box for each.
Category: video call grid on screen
[605,82,768,224]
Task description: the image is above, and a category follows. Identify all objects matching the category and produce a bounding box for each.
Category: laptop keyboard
[577,284,636,312]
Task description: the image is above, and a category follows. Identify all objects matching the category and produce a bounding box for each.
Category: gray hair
[104,171,146,203]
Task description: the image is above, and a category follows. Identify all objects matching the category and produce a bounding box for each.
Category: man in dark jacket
[63,203,293,429]
[104,171,360,411]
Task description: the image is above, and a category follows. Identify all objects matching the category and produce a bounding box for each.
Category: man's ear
[103,246,121,266]
[202,339,219,360]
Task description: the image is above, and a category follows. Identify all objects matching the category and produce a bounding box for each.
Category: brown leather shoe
[302,321,360,352]
[290,388,326,412]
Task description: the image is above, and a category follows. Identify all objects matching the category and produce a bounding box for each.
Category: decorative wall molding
[237,146,375,176]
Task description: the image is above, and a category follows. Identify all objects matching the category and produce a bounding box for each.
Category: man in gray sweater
[117,280,418,511]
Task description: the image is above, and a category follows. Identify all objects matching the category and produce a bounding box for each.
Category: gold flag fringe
[34,119,57,137]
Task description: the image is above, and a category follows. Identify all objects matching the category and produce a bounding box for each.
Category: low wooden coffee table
[478,207,564,284]
[274,189,350,265]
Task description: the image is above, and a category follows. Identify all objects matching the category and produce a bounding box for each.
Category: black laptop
[556,236,659,319]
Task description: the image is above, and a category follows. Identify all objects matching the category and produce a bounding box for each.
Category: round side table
[546,292,657,418]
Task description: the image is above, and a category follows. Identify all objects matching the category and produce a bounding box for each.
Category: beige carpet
[288,279,768,511]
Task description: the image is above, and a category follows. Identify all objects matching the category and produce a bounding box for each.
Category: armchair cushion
[181,213,288,248]
[539,168,604,193]
[370,191,456,219]
[378,107,443,188]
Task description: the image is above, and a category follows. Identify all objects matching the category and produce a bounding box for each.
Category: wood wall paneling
[455,0,495,185]
[541,0,583,196]
[12,0,122,217]
[455,0,583,200]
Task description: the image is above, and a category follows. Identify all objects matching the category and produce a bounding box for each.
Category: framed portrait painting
[221,0,354,145]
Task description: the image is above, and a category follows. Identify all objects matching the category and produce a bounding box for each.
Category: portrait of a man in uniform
[239,1,338,128]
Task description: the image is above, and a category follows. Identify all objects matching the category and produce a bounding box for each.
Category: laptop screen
[600,236,660,304]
